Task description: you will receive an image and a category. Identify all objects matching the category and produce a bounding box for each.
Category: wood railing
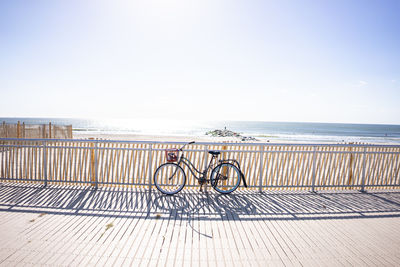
[1,138,399,191]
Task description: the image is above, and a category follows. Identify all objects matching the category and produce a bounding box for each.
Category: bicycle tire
[210,163,241,194]
[154,163,186,195]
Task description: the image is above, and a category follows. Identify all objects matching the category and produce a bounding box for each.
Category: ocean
[1,117,400,144]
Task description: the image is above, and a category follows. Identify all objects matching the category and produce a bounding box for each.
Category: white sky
[1,0,399,124]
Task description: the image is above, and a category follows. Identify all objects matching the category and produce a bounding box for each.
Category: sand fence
[0,138,399,191]
[1,121,73,139]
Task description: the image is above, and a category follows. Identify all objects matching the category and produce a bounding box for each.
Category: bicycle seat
[208,151,221,156]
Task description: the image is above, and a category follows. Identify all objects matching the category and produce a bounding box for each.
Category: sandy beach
[72,132,311,143]
[73,132,399,145]
[73,132,249,143]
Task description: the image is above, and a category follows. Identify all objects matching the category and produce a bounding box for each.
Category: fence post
[49,122,52,139]
[360,147,366,193]
[89,138,97,188]
[222,142,228,160]
[202,145,209,191]
[2,121,5,138]
[203,145,209,170]
[348,144,354,188]
[17,121,21,138]
[68,125,73,139]
[95,141,98,189]
[259,145,264,192]
[220,143,229,186]
[43,141,47,186]
[148,144,153,190]
[311,146,317,192]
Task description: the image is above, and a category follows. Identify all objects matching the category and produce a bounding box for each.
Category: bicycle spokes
[154,163,186,195]
[211,163,241,194]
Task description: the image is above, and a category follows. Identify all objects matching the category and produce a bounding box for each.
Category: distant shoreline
[73,132,400,145]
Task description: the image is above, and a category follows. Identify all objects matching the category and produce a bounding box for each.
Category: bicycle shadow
[1,182,400,222]
[152,190,257,220]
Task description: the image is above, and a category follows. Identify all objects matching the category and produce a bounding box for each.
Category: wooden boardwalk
[1,183,400,266]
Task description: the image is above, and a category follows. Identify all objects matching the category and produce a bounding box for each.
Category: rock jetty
[205,128,258,141]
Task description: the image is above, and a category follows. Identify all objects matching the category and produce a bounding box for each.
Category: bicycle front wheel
[210,163,241,194]
[154,163,186,195]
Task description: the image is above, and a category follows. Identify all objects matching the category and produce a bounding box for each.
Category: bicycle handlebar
[179,141,195,151]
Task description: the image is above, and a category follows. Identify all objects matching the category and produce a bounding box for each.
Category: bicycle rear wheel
[210,163,241,194]
[154,163,186,195]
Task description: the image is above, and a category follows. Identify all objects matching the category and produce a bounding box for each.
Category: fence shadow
[1,182,400,221]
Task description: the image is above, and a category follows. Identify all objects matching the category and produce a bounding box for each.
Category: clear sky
[1,0,399,124]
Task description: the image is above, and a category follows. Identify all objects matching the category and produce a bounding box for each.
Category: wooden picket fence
[1,138,399,191]
[0,122,73,139]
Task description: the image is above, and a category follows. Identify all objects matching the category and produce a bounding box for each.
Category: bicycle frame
[176,154,219,181]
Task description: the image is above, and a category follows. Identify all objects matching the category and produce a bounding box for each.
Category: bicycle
[153,141,248,195]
